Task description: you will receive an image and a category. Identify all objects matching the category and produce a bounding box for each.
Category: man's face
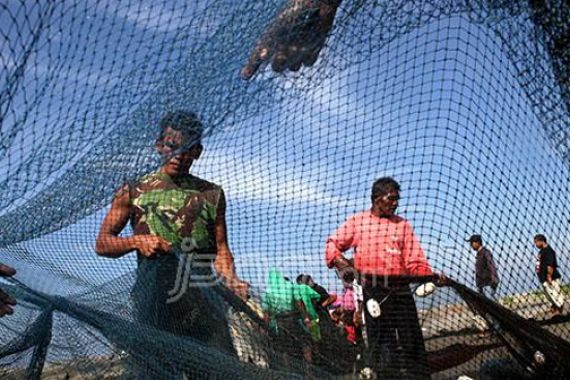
[470,241,481,251]
[373,190,400,217]
[155,127,201,177]
[534,239,544,249]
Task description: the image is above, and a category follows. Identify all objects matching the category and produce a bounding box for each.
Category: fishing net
[1,0,569,378]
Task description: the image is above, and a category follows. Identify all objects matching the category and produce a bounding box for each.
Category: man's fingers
[301,0,341,66]
[0,289,15,317]
[230,280,250,300]
[140,243,170,257]
[0,264,16,277]
[298,17,333,66]
[242,23,280,80]
[271,44,290,72]
[334,256,352,270]
[238,288,249,301]
[241,46,271,80]
[141,245,158,258]
[0,304,14,317]
[300,35,326,66]
[434,273,450,287]
[0,289,16,306]
[286,43,305,71]
[243,0,306,78]
[237,281,250,297]
[241,64,258,80]
[242,0,341,78]
[160,240,172,253]
[149,237,171,254]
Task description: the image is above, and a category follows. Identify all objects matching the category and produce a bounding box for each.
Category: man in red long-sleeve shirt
[326,177,438,379]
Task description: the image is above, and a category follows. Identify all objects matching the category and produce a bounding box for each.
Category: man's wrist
[220,271,239,283]
[124,236,141,253]
[215,261,237,280]
[333,256,351,268]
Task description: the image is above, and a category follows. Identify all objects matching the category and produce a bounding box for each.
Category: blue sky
[1,0,569,307]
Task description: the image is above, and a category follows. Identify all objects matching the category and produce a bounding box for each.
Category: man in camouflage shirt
[96,111,248,354]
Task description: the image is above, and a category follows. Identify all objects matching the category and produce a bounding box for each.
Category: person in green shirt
[262,268,320,364]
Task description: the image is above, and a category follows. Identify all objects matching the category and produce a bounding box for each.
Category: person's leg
[481,286,497,301]
[544,279,564,314]
[128,261,186,379]
[361,284,387,377]
[345,324,357,344]
[552,279,564,314]
[362,284,406,378]
[390,290,430,380]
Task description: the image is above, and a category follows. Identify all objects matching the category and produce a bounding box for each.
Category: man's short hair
[297,274,311,284]
[466,234,483,244]
[158,110,204,143]
[534,234,547,243]
[371,177,401,202]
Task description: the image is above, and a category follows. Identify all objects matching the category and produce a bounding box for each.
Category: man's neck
[158,168,191,178]
[370,207,393,218]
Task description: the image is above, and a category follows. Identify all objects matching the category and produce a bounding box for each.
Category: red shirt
[325,211,433,277]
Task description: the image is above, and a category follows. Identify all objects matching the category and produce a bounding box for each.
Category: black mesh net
[1,0,570,379]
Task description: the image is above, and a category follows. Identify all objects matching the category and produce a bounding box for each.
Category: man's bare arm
[321,293,337,307]
[213,191,237,277]
[546,265,555,284]
[213,191,249,299]
[95,186,170,258]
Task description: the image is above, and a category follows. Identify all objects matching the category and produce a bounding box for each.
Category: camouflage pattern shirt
[128,172,222,255]
[127,172,231,343]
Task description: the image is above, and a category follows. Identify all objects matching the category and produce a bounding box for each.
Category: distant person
[533,234,564,316]
[466,234,499,299]
[325,176,445,379]
[262,268,319,364]
[95,110,249,357]
[337,270,362,344]
[296,274,336,308]
[0,263,16,317]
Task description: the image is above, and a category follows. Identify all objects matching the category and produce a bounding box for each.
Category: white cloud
[195,147,356,206]
[107,3,185,34]
[293,74,355,120]
[95,1,221,36]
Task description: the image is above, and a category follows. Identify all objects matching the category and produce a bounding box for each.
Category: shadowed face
[534,239,546,249]
[470,241,481,251]
[373,190,400,217]
[156,127,202,178]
